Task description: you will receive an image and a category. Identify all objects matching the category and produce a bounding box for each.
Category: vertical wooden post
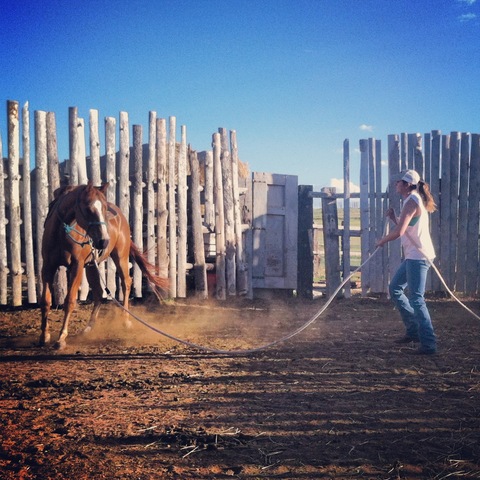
[168,116,177,298]
[105,116,117,297]
[0,131,7,304]
[212,132,226,299]
[89,109,101,185]
[321,187,341,299]
[147,111,156,265]
[387,134,401,285]
[156,118,169,281]
[455,133,470,292]
[34,110,49,302]
[189,148,208,298]
[230,130,247,295]
[7,101,23,305]
[132,124,143,297]
[430,130,441,291]
[297,185,313,299]
[22,103,37,304]
[69,107,79,185]
[449,132,461,289]
[466,134,480,294]
[119,111,130,221]
[204,150,215,232]
[177,125,187,298]
[46,112,61,200]
[359,139,369,295]
[219,128,236,295]
[342,139,351,298]
[440,134,452,289]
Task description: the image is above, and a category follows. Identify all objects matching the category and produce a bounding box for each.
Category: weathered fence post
[219,128,236,295]
[68,107,79,185]
[0,131,7,304]
[132,124,143,297]
[189,147,208,298]
[35,110,49,302]
[22,103,37,304]
[297,185,313,299]
[466,134,480,294]
[147,111,156,266]
[387,134,401,284]
[105,116,117,298]
[322,187,341,298]
[156,118,169,280]
[46,112,60,200]
[359,139,370,295]
[230,130,247,295]
[430,130,442,291]
[343,139,351,298]
[212,132,226,299]
[89,109,101,186]
[168,116,177,298]
[177,125,188,298]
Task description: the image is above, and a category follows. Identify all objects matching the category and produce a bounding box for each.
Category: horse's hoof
[39,335,50,346]
[54,341,66,351]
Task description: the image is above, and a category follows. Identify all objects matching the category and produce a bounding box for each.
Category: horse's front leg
[56,261,84,350]
[40,267,55,346]
[83,263,104,335]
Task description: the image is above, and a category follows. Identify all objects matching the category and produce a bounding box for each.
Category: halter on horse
[40,182,169,350]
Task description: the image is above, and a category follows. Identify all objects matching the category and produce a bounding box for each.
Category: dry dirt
[1,293,479,479]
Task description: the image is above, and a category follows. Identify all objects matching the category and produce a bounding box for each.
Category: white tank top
[400,191,436,261]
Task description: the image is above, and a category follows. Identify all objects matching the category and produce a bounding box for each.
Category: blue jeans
[389,259,437,351]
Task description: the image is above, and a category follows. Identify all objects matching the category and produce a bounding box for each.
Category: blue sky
[1,0,479,189]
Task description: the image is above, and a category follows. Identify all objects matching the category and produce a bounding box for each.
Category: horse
[40,182,169,350]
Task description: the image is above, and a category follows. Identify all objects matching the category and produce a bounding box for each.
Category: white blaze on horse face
[93,199,110,240]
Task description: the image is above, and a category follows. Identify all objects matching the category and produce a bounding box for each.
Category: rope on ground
[95,248,380,355]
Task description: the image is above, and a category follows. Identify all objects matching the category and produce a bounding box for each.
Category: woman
[376,169,437,355]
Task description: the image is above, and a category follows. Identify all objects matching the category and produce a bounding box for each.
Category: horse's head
[76,182,110,250]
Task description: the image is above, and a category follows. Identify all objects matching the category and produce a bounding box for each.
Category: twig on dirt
[137,425,158,432]
[181,445,200,458]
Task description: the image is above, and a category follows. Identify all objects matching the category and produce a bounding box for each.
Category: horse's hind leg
[83,264,104,334]
[40,266,55,346]
[112,251,133,329]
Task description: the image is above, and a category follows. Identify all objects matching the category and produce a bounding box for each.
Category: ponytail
[417,181,437,213]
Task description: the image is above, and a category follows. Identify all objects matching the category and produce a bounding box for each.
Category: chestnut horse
[40,182,168,350]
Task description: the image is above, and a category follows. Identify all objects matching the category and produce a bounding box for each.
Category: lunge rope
[94,248,379,355]
[93,218,479,355]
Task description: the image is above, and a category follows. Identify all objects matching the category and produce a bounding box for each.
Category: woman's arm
[376,199,419,247]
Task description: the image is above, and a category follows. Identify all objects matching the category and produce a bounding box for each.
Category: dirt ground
[1,293,479,479]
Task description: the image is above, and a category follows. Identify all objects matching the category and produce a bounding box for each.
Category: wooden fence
[301,132,480,298]
[0,100,254,306]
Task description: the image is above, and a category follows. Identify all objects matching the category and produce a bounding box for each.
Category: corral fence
[0,100,299,307]
[298,132,480,299]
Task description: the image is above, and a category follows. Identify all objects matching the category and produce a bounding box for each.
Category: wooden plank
[297,185,313,299]
[22,103,37,304]
[177,125,187,298]
[455,133,470,292]
[322,187,341,298]
[466,134,480,294]
[34,110,49,304]
[132,125,143,297]
[147,111,156,266]
[104,116,117,298]
[342,139,351,298]
[230,130,247,295]
[440,134,451,288]
[68,107,79,185]
[387,135,401,285]
[119,111,130,222]
[168,116,177,298]
[212,132,226,299]
[449,132,460,289]
[89,110,101,186]
[156,118,169,280]
[189,148,207,299]
[46,112,61,200]
[0,126,7,304]
[429,130,442,291]
[359,139,369,295]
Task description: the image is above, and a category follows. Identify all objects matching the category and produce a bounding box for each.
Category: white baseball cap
[401,169,421,185]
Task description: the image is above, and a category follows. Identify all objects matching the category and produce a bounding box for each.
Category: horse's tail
[129,242,169,297]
